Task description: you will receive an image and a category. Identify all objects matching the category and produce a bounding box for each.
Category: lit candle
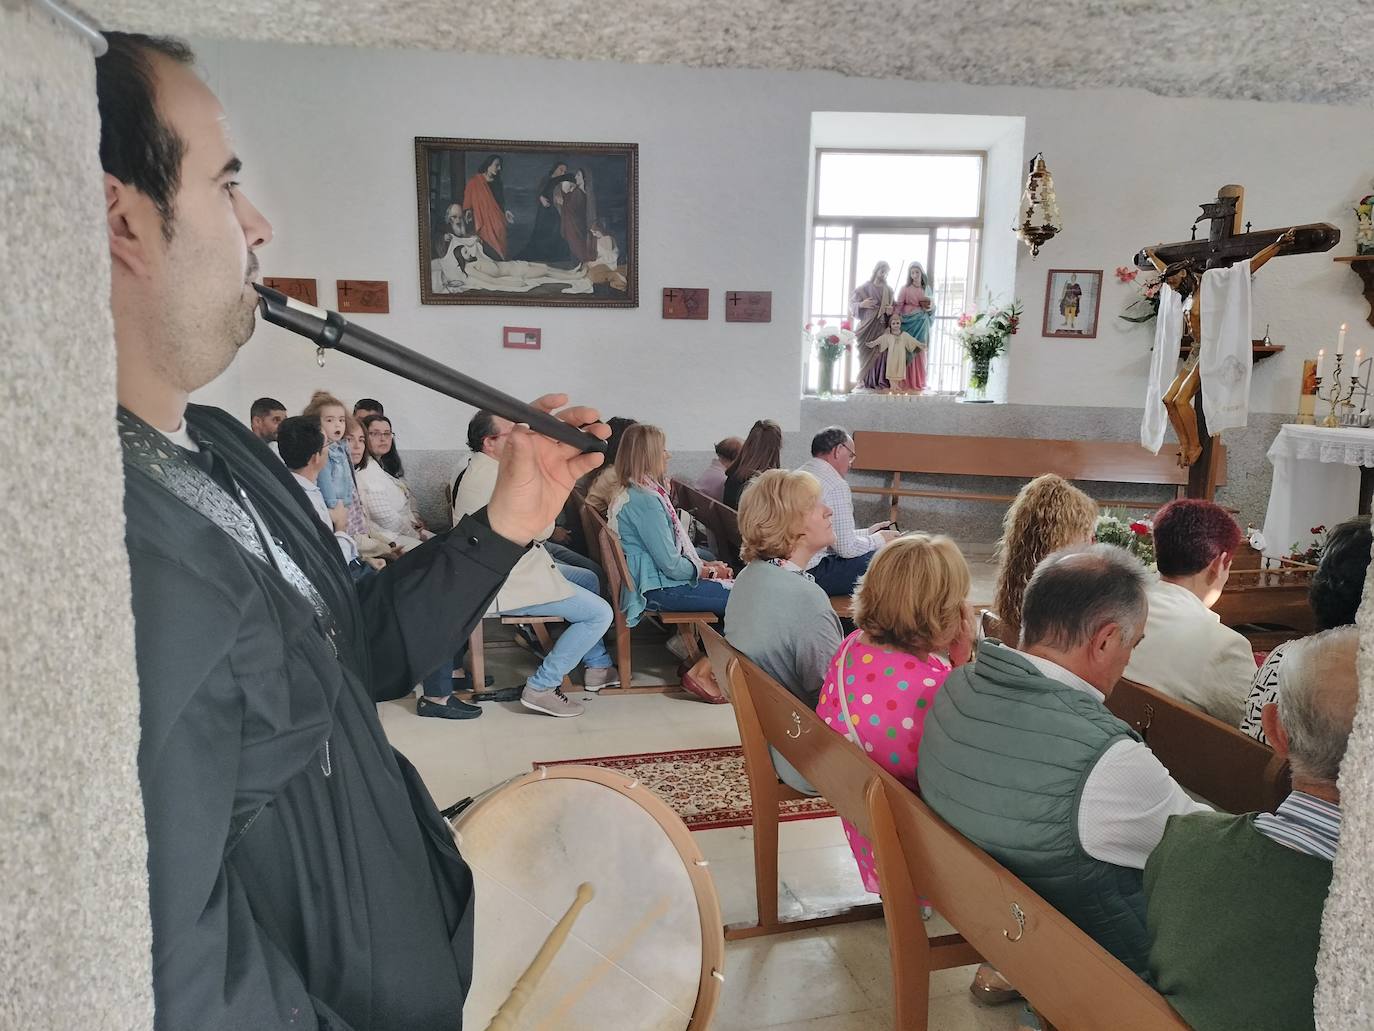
[1337,323,1347,356]
[1317,348,1325,377]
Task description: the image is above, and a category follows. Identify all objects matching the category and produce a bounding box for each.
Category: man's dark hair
[1311,516,1374,630]
[467,410,500,453]
[811,426,850,457]
[277,416,325,472]
[95,33,196,241]
[604,416,638,465]
[1020,544,1149,651]
[1151,499,1242,577]
[353,398,383,416]
[250,397,286,420]
[714,437,742,462]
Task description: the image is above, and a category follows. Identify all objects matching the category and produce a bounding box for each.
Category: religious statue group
[433,156,628,296]
[849,260,934,392]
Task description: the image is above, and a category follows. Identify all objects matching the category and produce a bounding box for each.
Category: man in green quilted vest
[918,544,1209,977]
[1144,626,1356,1031]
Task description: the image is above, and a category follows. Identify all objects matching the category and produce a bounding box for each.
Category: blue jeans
[503,582,614,692]
[643,579,730,618]
[810,551,877,597]
[555,562,599,596]
[546,541,606,597]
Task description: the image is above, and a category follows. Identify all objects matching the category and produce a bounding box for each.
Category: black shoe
[417,696,483,720]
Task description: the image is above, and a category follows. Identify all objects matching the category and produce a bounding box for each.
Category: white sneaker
[520,684,584,717]
[665,635,690,661]
[583,667,621,692]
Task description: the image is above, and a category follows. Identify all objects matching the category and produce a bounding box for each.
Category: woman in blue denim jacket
[303,390,354,508]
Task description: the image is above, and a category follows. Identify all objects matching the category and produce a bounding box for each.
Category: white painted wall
[191,40,1374,448]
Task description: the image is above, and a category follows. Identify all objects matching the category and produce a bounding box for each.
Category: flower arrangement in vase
[1115,265,1163,324]
[956,297,1022,400]
[1288,525,1328,565]
[805,319,855,396]
[1095,512,1156,568]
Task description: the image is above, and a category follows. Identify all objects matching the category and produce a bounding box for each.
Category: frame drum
[454,765,725,1030]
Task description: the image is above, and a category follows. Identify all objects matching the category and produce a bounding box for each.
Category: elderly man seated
[1144,626,1357,1031]
[918,544,1208,977]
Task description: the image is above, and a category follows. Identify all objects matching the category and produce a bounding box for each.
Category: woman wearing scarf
[607,423,731,626]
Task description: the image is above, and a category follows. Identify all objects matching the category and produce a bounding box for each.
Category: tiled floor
[382,554,1019,1031]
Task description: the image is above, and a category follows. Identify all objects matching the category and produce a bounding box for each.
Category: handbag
[831,631,863,747]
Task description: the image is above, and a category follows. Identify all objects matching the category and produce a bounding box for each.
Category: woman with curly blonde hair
[988,474,1098,644]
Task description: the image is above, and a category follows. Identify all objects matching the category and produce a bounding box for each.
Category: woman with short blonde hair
[727,469,840,794]
[990,474,1098,644]
[817,533,973,891]
[738,469,824,563]
[853,534,970,656]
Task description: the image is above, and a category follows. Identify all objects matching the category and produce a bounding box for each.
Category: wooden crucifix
[1133,184,1339,499]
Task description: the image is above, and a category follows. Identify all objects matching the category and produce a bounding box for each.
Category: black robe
[122,404,524,1030]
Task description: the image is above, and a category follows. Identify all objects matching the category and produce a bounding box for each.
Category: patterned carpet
[534,745,836,831]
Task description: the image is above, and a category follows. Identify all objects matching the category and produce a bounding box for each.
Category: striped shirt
[1254,791,1341,861]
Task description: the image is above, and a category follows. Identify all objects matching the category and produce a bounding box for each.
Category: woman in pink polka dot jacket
[815,534,975,892]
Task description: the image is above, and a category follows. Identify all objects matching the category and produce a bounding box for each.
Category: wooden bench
[1106,677,1291,814]
[464,614,572,694]
[587,504,720,691]
[699,625,884,940]
[1215,560,1317,645]
[719,633,1187,1030]
[673,482,744,572]
[849,430,1226,525]
[868,779,1189,1030]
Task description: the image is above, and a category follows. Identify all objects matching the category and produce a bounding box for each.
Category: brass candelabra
[1314,353,1361,427]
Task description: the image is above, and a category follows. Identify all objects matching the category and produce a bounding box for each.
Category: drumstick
[533,894,676,1030]
[486,882,596,1031]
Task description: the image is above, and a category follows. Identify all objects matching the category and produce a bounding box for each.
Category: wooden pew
[849,430,1226,524]
[589,504,719,690]
[868,780,1189,1030]
[1106,677,1291,814]
[719,633,1186,1030]
[1214,560,1316,643]
[699,626,885,941]
[673,482,743,571]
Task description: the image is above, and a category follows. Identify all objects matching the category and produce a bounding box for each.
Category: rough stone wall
[84,0,1374,107]
[1316,566,1374,1027]
[0,6,153,1028]
[5,2,1372,1028]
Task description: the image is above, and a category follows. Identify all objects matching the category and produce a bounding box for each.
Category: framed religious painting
[416,137,638,308]
[1042,269,1103,339]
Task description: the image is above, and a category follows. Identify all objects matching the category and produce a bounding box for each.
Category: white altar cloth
[1262,424,1374,558]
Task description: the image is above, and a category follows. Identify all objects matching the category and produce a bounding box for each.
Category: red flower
[1129,522,1150,536]
[840,318,853,330]
[1310,525,1327,535]
[1115,265,1139,283]
[804,322,813,332]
